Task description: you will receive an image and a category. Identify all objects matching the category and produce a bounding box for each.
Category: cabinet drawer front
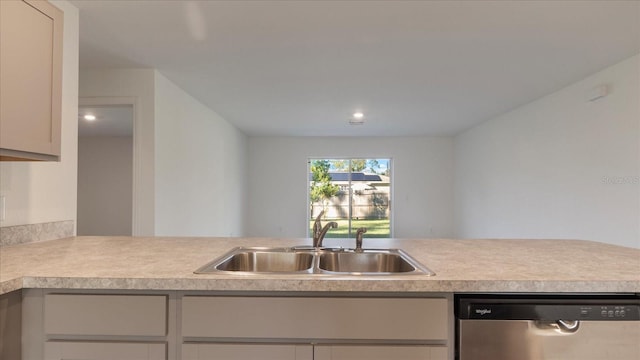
[182,297,447,340]
[182,343,313,360]
[315,345,448,360]
[45,294,167,336]
[44,341,166,360]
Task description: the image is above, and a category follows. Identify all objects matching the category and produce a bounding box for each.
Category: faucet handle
[355,227,367,252]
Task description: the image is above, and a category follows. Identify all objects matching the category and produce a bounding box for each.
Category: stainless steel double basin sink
[195,247,435,276]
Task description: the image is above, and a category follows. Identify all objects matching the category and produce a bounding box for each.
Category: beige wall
[0,1,79,229]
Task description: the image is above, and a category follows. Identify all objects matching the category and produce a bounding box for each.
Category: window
[309,158,391,238]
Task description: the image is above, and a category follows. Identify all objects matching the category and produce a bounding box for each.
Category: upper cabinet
[0,0,63,161]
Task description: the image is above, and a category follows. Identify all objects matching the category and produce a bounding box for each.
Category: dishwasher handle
[533,320,580,335]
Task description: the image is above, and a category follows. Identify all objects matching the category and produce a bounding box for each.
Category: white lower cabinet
[181,295,451,360]
[44,341,166,360]
[314,345,448,360]
[22,291,172,360]
[182,343,313,360]
[23,291,452,360]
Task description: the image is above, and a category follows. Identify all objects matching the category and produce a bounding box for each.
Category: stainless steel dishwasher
[456,294,640,360]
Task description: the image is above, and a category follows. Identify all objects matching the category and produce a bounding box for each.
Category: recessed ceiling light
[349,112,365,125]
[84,114,96,121]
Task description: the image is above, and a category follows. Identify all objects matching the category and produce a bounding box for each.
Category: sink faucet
[312,210,338,248]
[355,227,367,252]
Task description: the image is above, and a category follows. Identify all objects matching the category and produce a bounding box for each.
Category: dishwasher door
[459,319,640,360]
[457,296,640,360]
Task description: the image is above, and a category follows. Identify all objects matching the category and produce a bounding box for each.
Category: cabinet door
[314,345,448,360]
[0,0,63,161]
[182,343,313,360]
[44,342,166,360]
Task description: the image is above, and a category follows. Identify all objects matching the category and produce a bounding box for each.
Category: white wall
[454,54,640,248]
[79,69,156,235]
[0,0,78,228]
[80,69,248,237]
[247,137,454,239]
[77,136,133,236]
[154,72,247,236]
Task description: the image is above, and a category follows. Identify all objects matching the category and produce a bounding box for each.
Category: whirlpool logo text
[475,308,492,316]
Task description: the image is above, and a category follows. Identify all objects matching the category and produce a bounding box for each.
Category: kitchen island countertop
[1,236,638,295]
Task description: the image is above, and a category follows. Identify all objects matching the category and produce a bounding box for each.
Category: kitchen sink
[195,248,314,274]
[318,250,417,274]
[195,247,434,276]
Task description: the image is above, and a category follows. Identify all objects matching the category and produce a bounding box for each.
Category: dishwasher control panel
[458,297,640,321]
[598,305,634,319]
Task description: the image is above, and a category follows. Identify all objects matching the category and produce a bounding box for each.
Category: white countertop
[1,236,638,295]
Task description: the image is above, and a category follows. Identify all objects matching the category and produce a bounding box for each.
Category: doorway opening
[77,104,134,236]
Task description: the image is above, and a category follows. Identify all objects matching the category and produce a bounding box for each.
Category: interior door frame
[78,96,140,235]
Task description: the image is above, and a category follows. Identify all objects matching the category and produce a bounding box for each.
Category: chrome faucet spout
[355,227,367,252]
[312,210,338,248]
[316,222,337,248]
[312,210,324,243]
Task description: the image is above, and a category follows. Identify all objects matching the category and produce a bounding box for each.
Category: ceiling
[78,105,133,137]
[72,0,640,137]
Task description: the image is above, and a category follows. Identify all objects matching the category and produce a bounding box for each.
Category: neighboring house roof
[309,172,382,181]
